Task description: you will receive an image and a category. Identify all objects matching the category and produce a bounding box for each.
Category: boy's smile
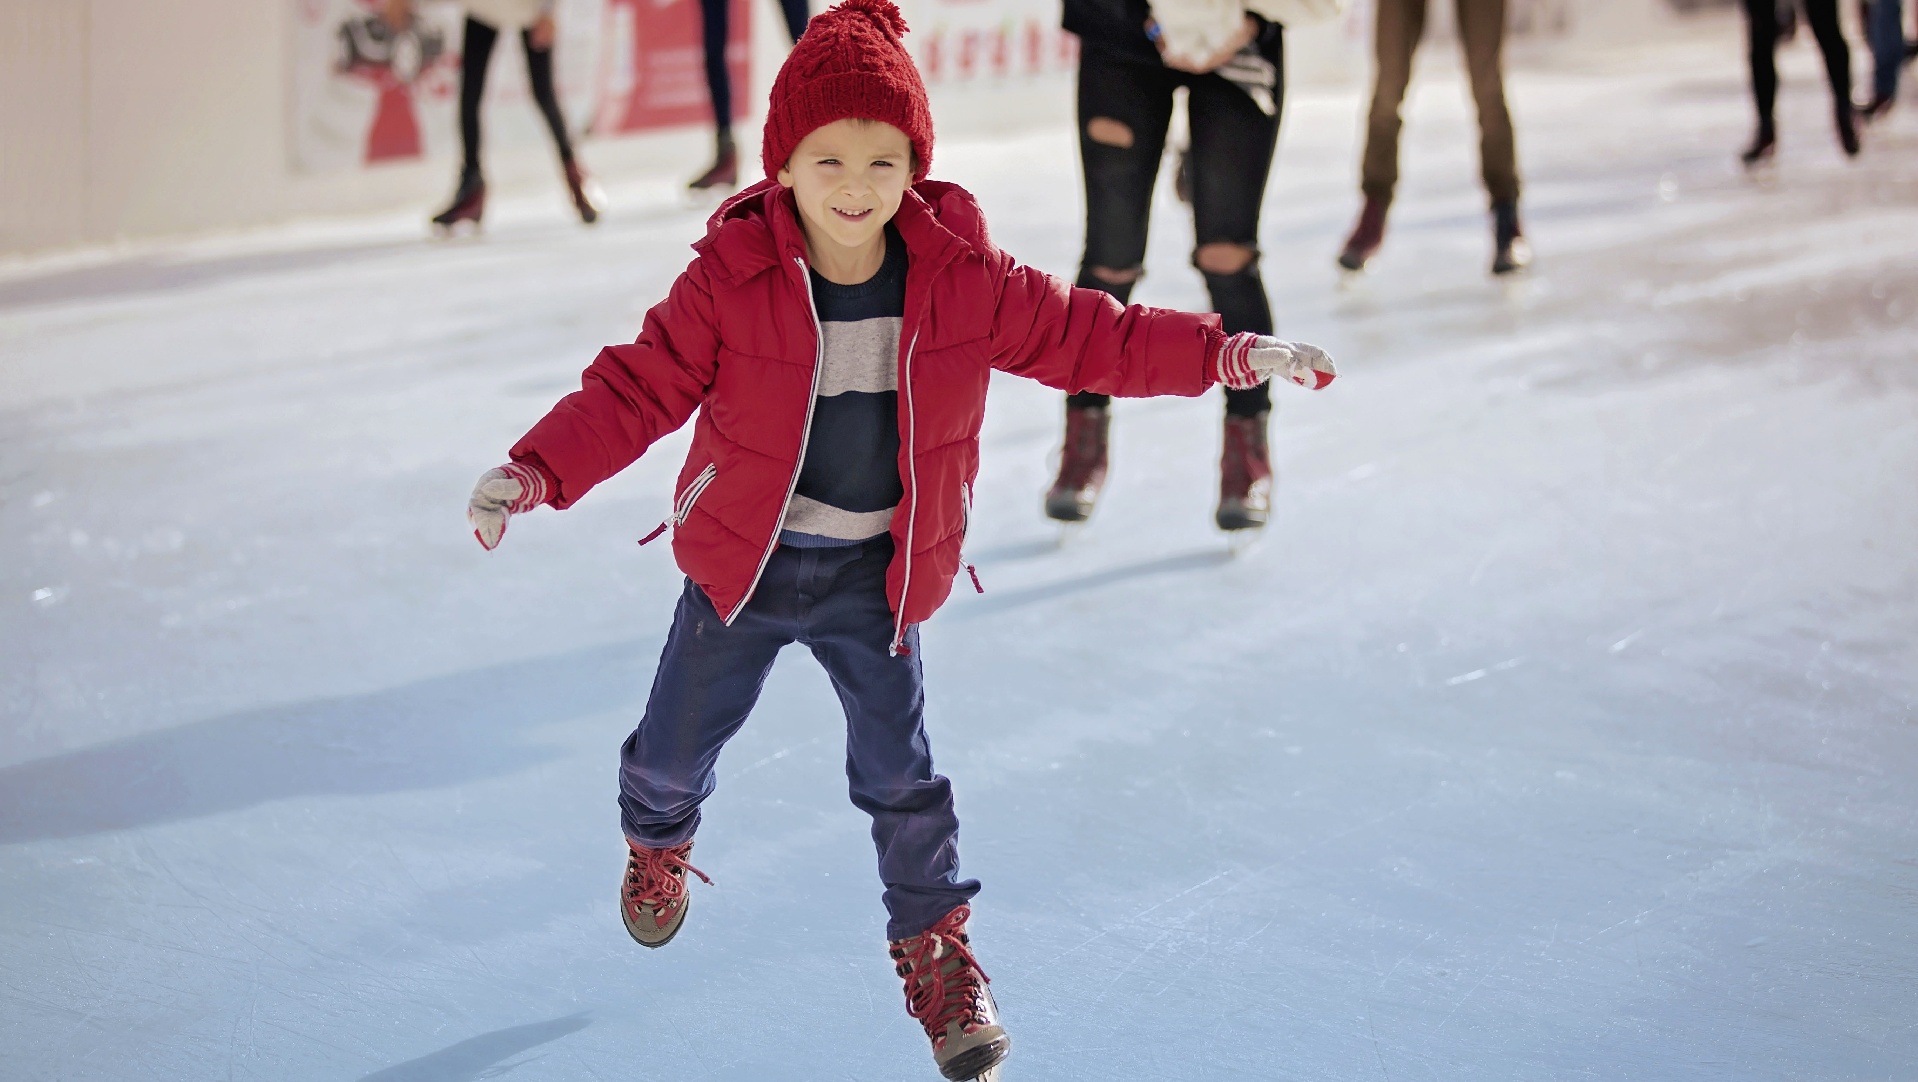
[778,119,913,286]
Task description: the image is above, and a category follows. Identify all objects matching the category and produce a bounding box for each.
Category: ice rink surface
[4,18,1917,1082]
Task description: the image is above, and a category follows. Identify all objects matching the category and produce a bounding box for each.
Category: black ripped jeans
[1069,39,1284,419]
[458,16,573,181]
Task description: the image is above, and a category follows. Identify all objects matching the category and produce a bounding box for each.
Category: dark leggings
[1068,44,1283,419]
[1741,0,1853,130]
[702,0,811,132]
[458,15,573,180]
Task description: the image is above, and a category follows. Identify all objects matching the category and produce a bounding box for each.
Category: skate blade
[430,219,483,240]
[1052,521,1089,549]
[682,185,736,210]
[1224,528,1264,557]
[1740,158,1779,188]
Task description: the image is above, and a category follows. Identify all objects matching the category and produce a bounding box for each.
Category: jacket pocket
[959,481,983,594]
[675,464,718,525]
[642,464,717,546]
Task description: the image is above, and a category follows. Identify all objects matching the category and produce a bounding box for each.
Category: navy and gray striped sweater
[777,226,908,548]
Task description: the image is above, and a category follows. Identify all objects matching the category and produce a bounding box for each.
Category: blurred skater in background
[1859,0,1910,118]
[1045,0,1292,532]
[687,0,813,191]
[1738,0,1859,165]
[1338,0,1528,275]
[388,0,601,231]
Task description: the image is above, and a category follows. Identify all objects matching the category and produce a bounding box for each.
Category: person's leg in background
[1861,0,1901,117]
[690,0,739,190]
[779,0,810,43]
[1340,0,1427,271]
[432,16,500,229]
[1044,54,1177,523]
[1740,0,1781,165]
[519,27,600,222]
[1800,0,1860,153]
[1455,0,1529,273]
[1186,41,1282,530]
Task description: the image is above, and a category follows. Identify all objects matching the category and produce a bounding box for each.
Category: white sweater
[463,0,555,30]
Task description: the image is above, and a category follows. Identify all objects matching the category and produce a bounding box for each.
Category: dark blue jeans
[700,0,810,130]
[1867,0,1906,102]
[619,535,978,940]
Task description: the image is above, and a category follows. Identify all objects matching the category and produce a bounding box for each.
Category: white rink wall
[1,0,1692,255]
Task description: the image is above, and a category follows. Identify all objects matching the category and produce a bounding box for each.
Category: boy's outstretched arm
[984,254,1333,395]
[467,260,723,550]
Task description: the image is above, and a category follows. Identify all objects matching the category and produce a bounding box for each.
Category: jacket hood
[692,179,981,287]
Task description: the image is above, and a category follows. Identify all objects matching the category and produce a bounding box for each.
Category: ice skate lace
[890,905,991,1043]
[623,842,711,914]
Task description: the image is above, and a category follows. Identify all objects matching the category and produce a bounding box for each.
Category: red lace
[890,905,991,1044]
[623,841,711,916]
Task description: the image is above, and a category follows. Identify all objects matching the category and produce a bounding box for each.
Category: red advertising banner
[292,0,748,174]
[594,0,751,134]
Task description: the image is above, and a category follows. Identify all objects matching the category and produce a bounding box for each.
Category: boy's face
[777,119,913,265]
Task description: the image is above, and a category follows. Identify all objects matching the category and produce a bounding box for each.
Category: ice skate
[688,132,740,197]
[1740,125,1777,170]
[1215,411,1272,532]
[889,905,1011,1082]
[1835,105,1860,159]
[1043,404,1108,523]
[1336,195,1388,273]
[620,839,709,948]
[431,171,486,235]
[1491,200,1530,276]
[564,159,602,224]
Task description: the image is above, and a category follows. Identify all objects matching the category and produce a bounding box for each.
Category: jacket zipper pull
[638,520,669,546]
[964,562,984,594]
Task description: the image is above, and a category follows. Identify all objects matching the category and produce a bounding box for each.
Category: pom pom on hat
[762,0,935,182]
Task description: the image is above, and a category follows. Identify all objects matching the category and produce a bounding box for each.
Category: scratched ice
[4,23,1917,1082]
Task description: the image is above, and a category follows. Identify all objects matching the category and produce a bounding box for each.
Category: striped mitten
[1217,333,1337,391]
[467,461,553,551]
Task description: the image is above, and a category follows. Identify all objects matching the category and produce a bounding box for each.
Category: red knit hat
[762,0,935,183]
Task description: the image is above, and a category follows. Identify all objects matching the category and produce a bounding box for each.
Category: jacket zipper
[724,256,826,626]
[891,329,920,655]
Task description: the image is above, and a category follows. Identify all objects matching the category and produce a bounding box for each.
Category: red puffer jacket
[510,178,1225,649]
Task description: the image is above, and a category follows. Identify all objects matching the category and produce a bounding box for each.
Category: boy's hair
[762,0,935,183]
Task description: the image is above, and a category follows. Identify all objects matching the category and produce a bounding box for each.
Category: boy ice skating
[464,1,1333,1076]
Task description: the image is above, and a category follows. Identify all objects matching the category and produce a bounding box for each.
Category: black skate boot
[689,130,739,193]
[1216,411,1273,531]
[890,905,1011,1081]
[431,169,485,233]
[1491,200,1531,275]
[564,158,601,224]
[1044,404,1109,522]
[1337,195,1389,272]
[1740,123,1777,169]
[620,839,709,948]
[1835,103,1861,158]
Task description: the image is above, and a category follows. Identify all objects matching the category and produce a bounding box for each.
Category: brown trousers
[1360,0,1520,206]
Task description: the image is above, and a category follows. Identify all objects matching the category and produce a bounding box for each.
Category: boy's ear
[776,162,793,187]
